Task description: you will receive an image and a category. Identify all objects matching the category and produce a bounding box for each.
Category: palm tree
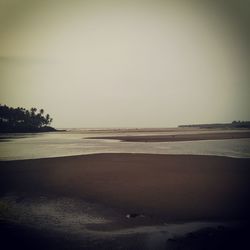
[30,107,37,118]
[30,107,37,113]
[0,104,54,132]
[45,114,51,125]
[39,109,44,115]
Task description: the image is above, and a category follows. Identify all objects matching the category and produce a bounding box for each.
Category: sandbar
[87,131,250,142]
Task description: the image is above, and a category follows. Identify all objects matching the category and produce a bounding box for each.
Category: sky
[0,0,249,128]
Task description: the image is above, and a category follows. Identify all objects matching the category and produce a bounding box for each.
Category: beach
[1,153,250,249]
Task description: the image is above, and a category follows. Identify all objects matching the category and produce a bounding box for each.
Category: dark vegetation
[0,104,56,133]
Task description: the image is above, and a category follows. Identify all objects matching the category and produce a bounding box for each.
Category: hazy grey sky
[0,0,249,128]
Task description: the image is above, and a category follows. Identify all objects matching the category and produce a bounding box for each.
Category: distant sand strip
[1,153,250,222]
[87,131,250,142]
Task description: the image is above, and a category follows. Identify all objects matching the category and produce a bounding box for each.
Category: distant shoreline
[179,121,250,129]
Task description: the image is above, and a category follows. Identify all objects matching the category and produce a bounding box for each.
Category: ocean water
[0,129,250,160]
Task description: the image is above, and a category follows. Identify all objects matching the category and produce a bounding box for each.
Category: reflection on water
[0,130,250,160]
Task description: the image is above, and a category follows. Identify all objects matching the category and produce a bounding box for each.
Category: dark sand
[88,131,250,142]
[1,153,250,220]
[1,153,250,249]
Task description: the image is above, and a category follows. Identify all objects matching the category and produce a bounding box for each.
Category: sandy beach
[1,153,250,249]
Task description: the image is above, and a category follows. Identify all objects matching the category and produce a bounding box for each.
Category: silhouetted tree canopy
[0,104,55,133]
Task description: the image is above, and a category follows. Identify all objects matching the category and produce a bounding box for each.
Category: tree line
[0,104,55,132]
[179,121,250,129]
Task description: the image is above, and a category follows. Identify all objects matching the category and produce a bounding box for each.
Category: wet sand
[1,153,250,249]
[88,131,250,142]
[1,153,250,221]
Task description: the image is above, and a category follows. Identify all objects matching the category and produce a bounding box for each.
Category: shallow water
[0,130,250,160]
